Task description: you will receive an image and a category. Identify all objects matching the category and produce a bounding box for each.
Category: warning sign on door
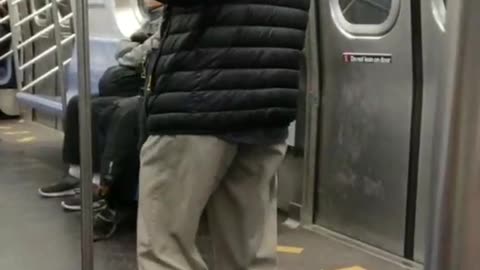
[343,52,392,64]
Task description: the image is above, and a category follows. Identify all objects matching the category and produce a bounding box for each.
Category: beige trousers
[137,135,287,270]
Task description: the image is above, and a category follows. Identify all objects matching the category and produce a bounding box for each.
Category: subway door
[315,0,413,255]
[414,0,447,263]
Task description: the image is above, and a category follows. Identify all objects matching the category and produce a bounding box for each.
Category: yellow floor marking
[17,136,36,143]
[3,131,30,135]
[276,245,304,254]
[336,266,367,270]
[0,126,12,130]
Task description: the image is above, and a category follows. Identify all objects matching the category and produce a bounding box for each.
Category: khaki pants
[137,135,287,270]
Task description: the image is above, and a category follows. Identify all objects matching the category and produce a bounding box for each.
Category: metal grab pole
[74,0,94,269]
[426,0,480,269]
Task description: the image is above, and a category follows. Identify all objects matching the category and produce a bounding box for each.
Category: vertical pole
[73,0,93,269]
[426,0,480,269]
[301,0,321,225]
[50,0,67,110]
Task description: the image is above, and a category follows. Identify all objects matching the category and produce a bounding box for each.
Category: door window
[113,0,145,38]
[339,0,392,25]
[138,0,149,16]
[332,0,401,36]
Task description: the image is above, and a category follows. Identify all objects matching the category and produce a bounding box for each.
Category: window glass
[339,0,392,25]
[138,0,149,17]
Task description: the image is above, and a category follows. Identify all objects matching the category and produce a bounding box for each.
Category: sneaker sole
[93,223,118,242]
[61,200,107,212]
[38,188,77,198]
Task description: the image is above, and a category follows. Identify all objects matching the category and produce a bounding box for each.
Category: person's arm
[130,29,150,43]
[117,31,160,70]
[115,25,151,61]
[115,40,140,60]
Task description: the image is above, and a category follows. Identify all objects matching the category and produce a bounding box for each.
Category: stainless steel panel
[301,0,321,225]
[315,1,413,255]
[414,0,446,263]
[426,0,480,268]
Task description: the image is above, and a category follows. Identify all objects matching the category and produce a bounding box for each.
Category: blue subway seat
[16,37,119,116]
[0,57,15,88]
[15,93,63,116]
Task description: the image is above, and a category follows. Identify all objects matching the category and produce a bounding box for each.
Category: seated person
[38,0,163,212]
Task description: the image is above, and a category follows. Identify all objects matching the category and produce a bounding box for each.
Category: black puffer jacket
[145,0,310,135]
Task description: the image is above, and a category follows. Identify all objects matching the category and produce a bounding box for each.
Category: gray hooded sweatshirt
[115,8,162,70]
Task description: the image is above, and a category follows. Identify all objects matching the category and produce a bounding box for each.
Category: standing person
[138,1,310,269]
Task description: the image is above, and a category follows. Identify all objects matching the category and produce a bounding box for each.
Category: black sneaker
[38,176,80,198]
[93,207,118,241]
[61,193,107,211]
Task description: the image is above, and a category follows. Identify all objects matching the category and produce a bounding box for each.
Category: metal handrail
[0,3,11,61]
[17,24,55,49]
[21,66,58,91]
[60,12,74,23]
[19,33,74,70]
[0,15,9,24]
[0,50,13,62]
[0,32,12,43]
[20,58,71,92]
[19,44,57,70]
[6,0,23,91]
[5,0,76,105]
[61,33,75,44]
[14,3,52,27]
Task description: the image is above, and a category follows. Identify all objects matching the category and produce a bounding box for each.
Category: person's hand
[95,184,111,197]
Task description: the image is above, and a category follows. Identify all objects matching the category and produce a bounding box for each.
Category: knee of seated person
[66,96,80,113]
[98,66,142,97]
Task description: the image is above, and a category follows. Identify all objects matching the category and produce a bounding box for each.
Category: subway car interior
[0,0,478,269]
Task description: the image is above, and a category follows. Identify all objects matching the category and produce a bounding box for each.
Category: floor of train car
[0,119,417,270]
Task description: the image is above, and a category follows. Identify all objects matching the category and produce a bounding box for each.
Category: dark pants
[99,96,141,208]
[63,96,140,207]
[98,66,144,97]
[62,65,144,172]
